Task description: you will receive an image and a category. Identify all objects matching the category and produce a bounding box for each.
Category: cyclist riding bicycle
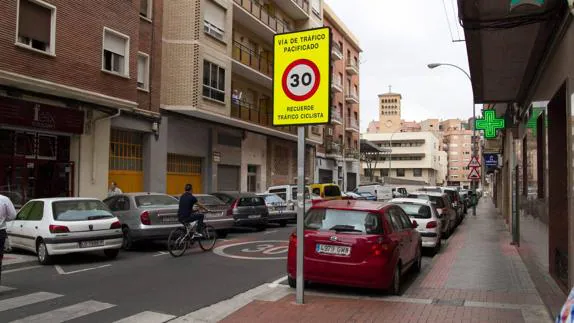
[178,184,208,238]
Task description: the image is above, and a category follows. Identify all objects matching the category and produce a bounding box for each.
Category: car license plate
[248,215,260,219]
[79,240,104,248]
[162,216,178,224]
[316,244,351,256]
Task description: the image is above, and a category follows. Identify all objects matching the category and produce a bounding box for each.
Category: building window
[140,0,152,19]
[204,0,225,41]
[396,168,405,177]
[203,60,225,102]
[16,0,56,54]
[413,168,422,177]
[137,53,149,90]
[109,129,143,171]
[311,0,321,17]
[102,28,129,76]
[381,169,389,177]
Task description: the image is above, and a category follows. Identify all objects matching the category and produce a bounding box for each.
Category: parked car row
[286,183,478,295]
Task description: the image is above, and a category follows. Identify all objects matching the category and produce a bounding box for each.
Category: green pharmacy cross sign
[475,109,505,139]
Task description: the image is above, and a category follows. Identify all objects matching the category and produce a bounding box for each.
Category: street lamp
[427,63,478,216]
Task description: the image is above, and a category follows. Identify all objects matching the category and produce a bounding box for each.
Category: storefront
[0,96,84,207]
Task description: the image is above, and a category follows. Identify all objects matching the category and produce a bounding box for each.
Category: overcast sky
[325,0,474,131]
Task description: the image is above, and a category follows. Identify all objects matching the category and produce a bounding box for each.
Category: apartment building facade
[159,0,327,194]
[0,0,162,206]
[315,2,361,191]
[441,119,479,188]
[361,132,447,185]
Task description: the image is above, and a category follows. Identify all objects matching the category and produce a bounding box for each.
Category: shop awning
[458,0,567,104]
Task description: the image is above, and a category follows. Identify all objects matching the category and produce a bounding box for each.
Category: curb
[2,256,38,271]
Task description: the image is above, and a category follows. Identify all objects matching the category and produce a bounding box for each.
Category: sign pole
[296,126,305,304]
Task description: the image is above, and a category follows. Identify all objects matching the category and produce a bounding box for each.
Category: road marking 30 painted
[213,240,288,260]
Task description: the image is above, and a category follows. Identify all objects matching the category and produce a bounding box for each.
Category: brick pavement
[218,199,554,323]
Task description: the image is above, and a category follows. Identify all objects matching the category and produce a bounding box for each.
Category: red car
[287,200,422,294]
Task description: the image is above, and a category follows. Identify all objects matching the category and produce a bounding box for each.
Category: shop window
[37,135,56,160]
[396,168,405,177]
[15,132,35,157]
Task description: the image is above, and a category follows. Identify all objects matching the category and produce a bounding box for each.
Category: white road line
[153,252,169,257]
[263,230,278,235]
[54,264,111,275]
[9,300,115,323]
[113,311,175,323]
[267,275,288,288]
[0,286,15,293]
[0,292,62,313]
[3,266,42,274]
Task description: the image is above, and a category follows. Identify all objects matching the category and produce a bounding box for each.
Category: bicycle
[167,217,218,257]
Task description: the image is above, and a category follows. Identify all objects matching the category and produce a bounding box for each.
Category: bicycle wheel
[168,228,188,257]
[198,225,217,251]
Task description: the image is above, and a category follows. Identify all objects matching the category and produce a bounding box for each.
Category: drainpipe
[92,109,121,184]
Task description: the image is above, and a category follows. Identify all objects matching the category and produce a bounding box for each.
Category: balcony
[325,138,342,157]
[346,58,359,75]
[230,101,297,135]
[274,0,309,20]
[233,0,293,43]
[331,42,343,61]
[345,119,360,132]
[331,108,342,125]
[345,91,359,104]
[331,75,343,93]
[345,148,360,160]
[232,41,273,89]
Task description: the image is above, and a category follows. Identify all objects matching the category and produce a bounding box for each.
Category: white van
[355,184,393,201]
[265,185,318,212]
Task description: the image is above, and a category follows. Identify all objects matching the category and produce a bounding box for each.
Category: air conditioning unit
[204,21,224,41]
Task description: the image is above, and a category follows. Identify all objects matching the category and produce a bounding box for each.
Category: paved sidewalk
[2,252,37,270]
[192,199,555,323]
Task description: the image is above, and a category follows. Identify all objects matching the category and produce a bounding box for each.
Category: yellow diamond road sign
[273,27,331,126]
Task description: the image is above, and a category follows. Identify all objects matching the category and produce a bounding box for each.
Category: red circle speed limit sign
[281,59,321,101]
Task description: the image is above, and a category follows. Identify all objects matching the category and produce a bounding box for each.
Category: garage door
[109,129,144,193]
[217,165,240,191]
[166,154,203,195]
[319,169,333,184]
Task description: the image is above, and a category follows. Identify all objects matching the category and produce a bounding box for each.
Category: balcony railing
[331,42,343,60]
[233,0,293,34]
[232,41,273,78]
[345,91,359,103]
[331,75,343,92]
[293,0,309,13]
[346,58,359,75]
[345,148,360,160]
[230,101,297,135]
[346,119,360,131]
[325,139,342,155]
[331,108,342,124]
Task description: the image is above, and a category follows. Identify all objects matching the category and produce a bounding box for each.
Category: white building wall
[70,114,111,200]
[241,132,267,192]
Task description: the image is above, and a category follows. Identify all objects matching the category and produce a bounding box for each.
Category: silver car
[103,193,233,249]
[257,193,296,227]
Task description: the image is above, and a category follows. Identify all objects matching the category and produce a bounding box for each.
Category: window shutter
[19,0,51,43]
[104,32,126,56]
[137,55,146,84]
[204,0,226,30]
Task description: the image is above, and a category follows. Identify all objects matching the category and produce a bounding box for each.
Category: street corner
[213,240,289,260]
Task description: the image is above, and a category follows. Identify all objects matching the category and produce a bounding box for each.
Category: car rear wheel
[390,264,401,295]
[36,240,52,265]
[288,276,296,288]
[122,227,134,250]
[279,220,287,227]
[414,246,422,272]
[216,230,229,239]
[104,249,119,259]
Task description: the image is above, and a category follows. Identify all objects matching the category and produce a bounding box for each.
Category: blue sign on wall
[484,154,499,167]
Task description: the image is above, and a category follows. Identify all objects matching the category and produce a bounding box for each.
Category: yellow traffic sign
[273,27,331,126]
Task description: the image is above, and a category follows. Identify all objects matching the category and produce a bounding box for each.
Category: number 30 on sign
[273,27,331,126]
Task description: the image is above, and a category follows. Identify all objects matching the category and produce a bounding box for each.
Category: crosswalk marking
[0,292,62,313]
[113,311,176,323]
[9,300,115,323]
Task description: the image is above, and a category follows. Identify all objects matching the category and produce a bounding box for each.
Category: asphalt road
[0,224,435,322]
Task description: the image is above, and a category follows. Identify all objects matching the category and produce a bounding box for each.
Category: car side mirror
[412,220,418,228]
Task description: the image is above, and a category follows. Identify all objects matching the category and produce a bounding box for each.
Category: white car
[7,198,123,265]
[391,198,442,253]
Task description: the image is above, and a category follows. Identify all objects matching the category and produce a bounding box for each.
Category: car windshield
[238,197,266,207]
[135,195,179,207]
[197,195,225,205]
[324,185,341,197]
[408,194,430,200]
[396,203,432,219]
[52,200,114,221]
[262,194,285,205]
[304,209,382,234]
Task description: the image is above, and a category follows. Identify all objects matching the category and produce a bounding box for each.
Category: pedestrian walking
[108,181,123,197]
[0,194,17,284]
